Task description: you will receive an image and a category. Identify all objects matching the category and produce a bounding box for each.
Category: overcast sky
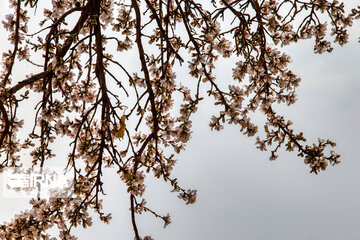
[1,1,360,240]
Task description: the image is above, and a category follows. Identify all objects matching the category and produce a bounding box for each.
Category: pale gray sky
[1,1,360,240]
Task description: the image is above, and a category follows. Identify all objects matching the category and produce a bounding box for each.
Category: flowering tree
[0,0,358,239]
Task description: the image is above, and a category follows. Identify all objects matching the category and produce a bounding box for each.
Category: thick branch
[130,194,141,240]
[0,103,10,148]
[6,71,51,96]
[131,0,159,135]
[56,0,95,60]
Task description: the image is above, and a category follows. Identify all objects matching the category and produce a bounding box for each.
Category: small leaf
[116,116,126,139]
